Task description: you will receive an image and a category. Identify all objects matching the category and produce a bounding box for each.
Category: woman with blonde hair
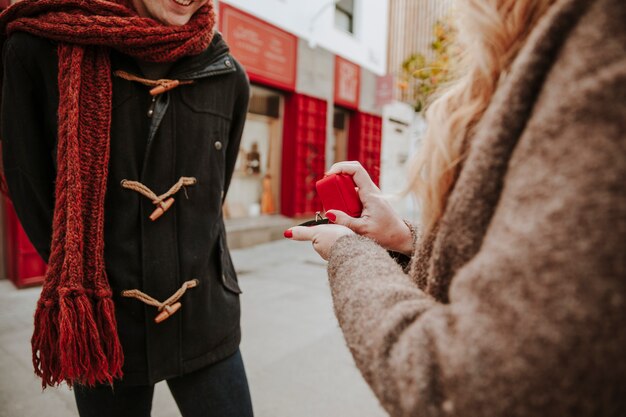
[286,0,625,415]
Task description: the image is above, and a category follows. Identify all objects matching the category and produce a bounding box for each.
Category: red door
[281,94,327,217]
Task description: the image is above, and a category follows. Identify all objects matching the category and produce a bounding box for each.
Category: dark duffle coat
[1,31,250,385]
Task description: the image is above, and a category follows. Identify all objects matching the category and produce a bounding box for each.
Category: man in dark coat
[1,0,253,415]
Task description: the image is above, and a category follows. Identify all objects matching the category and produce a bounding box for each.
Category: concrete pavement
[0,239,387,417]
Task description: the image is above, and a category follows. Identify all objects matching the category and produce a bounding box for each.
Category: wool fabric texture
[0,0,216,388]
[326,0,626,415]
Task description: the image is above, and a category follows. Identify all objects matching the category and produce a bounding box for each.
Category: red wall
[3,198,46,288]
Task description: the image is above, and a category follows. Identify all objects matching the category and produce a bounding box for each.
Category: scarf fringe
[32,290,123,388]
[95,296,124,381]
[32,301,61,387]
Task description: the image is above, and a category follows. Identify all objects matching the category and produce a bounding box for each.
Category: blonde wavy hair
[407,0,556,233]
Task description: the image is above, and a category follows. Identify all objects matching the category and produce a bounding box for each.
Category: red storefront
[221,3,328,218]
[221,4,382,217]
[334,55,382,186]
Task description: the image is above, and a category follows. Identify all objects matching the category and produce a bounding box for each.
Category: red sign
[376,74,395,108]
[220,4,298,91]
[334,56,360,110]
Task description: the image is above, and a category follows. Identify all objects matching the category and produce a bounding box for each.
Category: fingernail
[326,212,336,223]
[283,229,293,239]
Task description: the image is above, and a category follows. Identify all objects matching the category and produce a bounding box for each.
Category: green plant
[400,18,458,112]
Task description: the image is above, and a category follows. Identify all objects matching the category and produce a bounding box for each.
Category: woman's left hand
[286,224,355,260]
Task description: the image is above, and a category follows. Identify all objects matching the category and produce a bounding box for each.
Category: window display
[224,86,283,218]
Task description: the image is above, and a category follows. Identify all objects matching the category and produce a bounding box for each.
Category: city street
[0,239,387,417]
[0,0,620,414]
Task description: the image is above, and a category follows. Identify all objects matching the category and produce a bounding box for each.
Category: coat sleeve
[326,60,626,416]
[1,35,57,262]
[222,60,249,201]
[388,220,421,273]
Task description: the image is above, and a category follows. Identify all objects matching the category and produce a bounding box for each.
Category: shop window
[224,86,284,219]
[335,0,355,34]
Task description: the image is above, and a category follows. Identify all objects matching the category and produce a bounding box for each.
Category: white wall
[296,38,334,100]
[380,101,421,221]
[217,0,389,75]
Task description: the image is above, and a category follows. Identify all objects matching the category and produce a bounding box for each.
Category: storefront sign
[220,4,298,91]
[376,74,395,108]
[334,56,360,110]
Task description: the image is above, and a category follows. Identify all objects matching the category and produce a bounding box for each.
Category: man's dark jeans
[74,349,253,417]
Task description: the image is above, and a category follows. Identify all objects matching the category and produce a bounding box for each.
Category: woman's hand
[324,161,414,255]
[285,224,355,261]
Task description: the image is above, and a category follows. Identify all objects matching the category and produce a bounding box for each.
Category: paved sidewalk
[0,240,387,417]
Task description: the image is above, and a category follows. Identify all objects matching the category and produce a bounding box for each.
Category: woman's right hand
[325,161,414,255]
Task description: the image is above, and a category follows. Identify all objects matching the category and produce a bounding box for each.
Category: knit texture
[0,0,216,388]
[327,0,626,415]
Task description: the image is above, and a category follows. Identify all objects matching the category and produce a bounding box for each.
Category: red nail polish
[326,212,336,223]
[283,229,293,239]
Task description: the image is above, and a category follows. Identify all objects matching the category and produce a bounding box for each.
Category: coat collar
[169,31,236,80]
[111,31,236,81]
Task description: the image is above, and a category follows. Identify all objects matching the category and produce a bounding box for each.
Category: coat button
[224,59,232,68]
[214,141,223,150]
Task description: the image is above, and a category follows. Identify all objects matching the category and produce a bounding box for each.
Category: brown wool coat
[327,0,626,416]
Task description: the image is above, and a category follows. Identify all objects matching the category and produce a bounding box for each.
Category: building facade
[216,0,391,218]
[387,0,456,100]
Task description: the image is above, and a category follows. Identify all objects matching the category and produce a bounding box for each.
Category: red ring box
[315,174,363,218]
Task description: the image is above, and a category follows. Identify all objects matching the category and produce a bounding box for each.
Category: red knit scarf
[0,0,215,387]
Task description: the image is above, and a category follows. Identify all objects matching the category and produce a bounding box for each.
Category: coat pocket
[218,231,242,294]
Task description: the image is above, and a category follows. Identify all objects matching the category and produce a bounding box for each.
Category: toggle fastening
[121,279,199,323]
[121,177,197,221]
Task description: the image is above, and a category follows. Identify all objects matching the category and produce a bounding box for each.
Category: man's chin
[165,18,191,26]
[158,13,192,26]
